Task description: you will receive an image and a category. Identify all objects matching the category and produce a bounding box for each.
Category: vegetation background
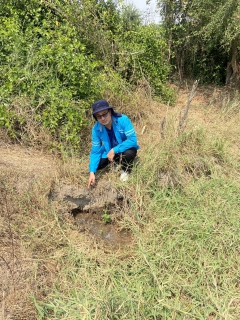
[0,0,240,319]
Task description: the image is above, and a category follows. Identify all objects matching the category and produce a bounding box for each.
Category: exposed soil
[49,180,132,248]
[73,209,133,248]
[0,144,57,177]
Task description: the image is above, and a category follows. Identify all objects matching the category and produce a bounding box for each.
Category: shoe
[120,170,129,182]
[111,164,121,172]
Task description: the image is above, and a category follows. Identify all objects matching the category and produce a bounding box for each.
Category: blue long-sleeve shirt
[89,114,140,173]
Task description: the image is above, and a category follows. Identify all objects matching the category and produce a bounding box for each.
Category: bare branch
[160,116,166,140]
[111,50,145,56]
[178,80,199,133]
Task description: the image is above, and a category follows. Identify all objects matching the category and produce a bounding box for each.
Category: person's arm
[107,148,115,161]
[113,115,138,154]
[88,172,95,188]
[88,127,101,187]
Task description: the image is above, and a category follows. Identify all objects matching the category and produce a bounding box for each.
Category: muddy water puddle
[73,210,132,247]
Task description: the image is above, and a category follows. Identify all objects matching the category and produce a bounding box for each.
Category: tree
[198,0,240,86]
[0,0,172,149]
[157,0,240,87]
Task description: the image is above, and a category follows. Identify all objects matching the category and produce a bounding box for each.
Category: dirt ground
[0,143,58,178]
[0,145,57,319]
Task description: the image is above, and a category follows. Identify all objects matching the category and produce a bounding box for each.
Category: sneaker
[111,164,121,172]
[120,170,129,182]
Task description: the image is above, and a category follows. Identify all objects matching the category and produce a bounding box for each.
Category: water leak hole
[71,209,132,247]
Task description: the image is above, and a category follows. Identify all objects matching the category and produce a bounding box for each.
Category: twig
[2,290,5,320]
[141,125,146,135]
[160,117,166,140]
[0,181,22,297]
[111,50,144,56]
[178,80,199,133]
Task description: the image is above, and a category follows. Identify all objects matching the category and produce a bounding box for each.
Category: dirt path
[0,144,58,177]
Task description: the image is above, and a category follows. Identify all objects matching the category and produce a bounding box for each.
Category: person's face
[95,109,112,126]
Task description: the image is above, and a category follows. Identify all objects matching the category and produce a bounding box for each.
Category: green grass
[36,174,239,320]
[31,129,239,319]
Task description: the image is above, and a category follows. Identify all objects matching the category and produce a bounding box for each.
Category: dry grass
[0,85,240,319]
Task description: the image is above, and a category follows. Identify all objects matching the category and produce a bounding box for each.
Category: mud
[50,180,123,211]
[72,208,132,248]
[50,181,132,247]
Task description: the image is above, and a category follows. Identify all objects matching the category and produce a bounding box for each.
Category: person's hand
[107,149,115,162]
[88,172,95,188]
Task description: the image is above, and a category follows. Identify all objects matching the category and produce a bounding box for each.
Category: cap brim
[92,106,115,115]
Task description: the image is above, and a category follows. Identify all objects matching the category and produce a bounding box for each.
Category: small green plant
[102,211,111,224]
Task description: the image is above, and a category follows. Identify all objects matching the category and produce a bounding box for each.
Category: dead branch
[111,50,145,56]
[160,117,166,140]
[178,80,199,134]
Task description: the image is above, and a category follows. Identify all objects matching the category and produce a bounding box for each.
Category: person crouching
[88,99,140,188]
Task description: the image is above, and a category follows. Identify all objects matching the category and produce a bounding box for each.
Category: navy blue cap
[91,100,115,115]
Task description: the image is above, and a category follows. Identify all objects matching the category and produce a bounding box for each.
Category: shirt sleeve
[89,127,102,173]
[112,115,138,154]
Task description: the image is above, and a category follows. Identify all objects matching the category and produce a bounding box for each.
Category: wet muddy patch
[49,181,133,248]
[72,208,132,247]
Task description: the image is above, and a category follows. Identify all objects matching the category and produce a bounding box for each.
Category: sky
[127,0,160,23]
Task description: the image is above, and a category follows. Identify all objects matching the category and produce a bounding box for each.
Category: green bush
[0,3,99,149]
[116,24,174,102]
[0,1,174,150]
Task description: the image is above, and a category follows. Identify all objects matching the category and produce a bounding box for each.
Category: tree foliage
[0,0,96,149]
[0,0,171,150]
[157,0,240,86]
[116,24,172,98]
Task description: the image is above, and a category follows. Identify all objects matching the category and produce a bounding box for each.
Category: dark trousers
[97,147,137,172]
